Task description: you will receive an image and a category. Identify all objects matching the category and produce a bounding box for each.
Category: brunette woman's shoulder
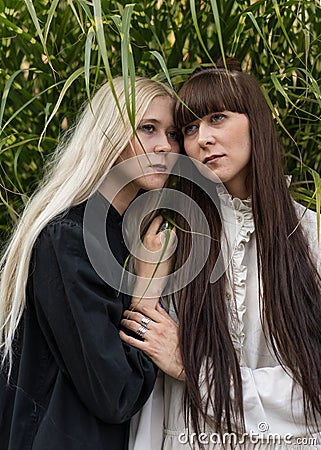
[294,200,320,269]
[293,200,319,228]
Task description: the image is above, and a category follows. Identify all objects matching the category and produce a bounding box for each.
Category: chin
[140,173,168,191]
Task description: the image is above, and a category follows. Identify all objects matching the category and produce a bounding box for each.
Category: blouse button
[236,214,243,223]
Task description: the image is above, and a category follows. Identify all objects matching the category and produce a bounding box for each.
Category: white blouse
[131,191,321,450]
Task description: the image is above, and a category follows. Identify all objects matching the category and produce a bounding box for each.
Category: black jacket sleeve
[30,219,156,424]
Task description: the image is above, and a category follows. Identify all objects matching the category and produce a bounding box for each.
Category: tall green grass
[0,0,320,238]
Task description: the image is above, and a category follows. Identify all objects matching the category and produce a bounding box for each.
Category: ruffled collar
[216,185,255,362]
[216,184,253,229]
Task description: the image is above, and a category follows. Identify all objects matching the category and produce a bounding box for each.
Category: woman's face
[182,111,251,199]
[115,95,180,193]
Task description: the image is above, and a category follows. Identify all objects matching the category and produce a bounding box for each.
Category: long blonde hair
[0,76,175,369]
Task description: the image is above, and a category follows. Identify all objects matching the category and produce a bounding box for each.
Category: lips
[149,164,167,173]
[203,154,224,164]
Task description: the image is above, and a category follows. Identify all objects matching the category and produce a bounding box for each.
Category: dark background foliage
[0,0,320,239]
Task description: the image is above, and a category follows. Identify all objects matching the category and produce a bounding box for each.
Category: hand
[119,303,185,381]
[132,216,176,305]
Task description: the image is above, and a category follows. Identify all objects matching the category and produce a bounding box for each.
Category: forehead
[141,96,175,124]
[144,96,174,115]
[176,72,246,127]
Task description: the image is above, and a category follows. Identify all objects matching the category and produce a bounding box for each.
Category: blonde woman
[0,76,180,450]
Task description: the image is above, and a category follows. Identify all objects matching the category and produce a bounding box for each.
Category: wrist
[133,277,166,299]
[176,366,186,381]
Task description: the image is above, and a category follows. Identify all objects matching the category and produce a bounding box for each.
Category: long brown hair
[173,59,321,438]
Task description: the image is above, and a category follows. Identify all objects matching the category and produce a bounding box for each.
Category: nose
[154,133,172,153]
[198,122,216,147]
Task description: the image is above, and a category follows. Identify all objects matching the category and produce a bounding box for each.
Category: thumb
[156,302,175,322]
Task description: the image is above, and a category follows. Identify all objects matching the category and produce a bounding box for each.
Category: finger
[145,216,164,237]
[122,310,154,328]
[126,306,160,323]
[121,318,150,339]
[119,330,147,350]
[166,227,177,248]
[156,303,178,325]
[127,305,167,324]
[120,331,155,361]
[156,302,171,318]
[159,226,177,254]
[123,309,141,321]
[124,308,156,324]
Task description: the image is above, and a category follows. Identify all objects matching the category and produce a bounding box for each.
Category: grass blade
[93,0,122,120]
[189,0,215,64]
[0,79,65,150]
[44,0,60,45]
[0,70,25,134]
[24,0,53,71]
[209,0,225,67]
[39,67,86,145]
[121,4,136,127]
[84,26,95,100]
[67,0,86,33]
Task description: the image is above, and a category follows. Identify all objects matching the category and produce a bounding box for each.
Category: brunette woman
[121,59,321,449]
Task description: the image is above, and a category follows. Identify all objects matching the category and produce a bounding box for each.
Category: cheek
[172,142,181,154]
[234,125,251,161]
[243,135,252,161]
[241,121,251,152]
[183,140,199,158]
[116,141,135,164]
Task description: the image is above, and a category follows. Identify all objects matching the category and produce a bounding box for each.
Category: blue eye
[183,124,198,136]
[138,124,155,133]
[210,113,225,123]
[167,130,179,140]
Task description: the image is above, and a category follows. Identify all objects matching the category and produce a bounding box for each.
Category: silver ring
[159,221,170,232]
[141,316,151,327]
[137,325,148,338]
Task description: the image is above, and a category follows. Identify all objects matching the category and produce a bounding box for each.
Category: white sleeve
[200,365,320,439]
[241,205,321,438]
[295,202,321,274]
[240,366,313,437]
[129,371,164,450]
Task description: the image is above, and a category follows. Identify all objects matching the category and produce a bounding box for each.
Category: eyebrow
[139,119,161,123]
[139,118,177,128]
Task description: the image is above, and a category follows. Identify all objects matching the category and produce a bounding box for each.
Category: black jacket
[0,192,156,450]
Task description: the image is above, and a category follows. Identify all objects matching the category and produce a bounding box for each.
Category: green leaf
[24,0,52,70]
[209,0,225,66]
[44,0,60,45]
[189,0,215,64]
[93,0,122,121]
[39,67,86,145]
[84,27,95,100]
[0,70,24,134]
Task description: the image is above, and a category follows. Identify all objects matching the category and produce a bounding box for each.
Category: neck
[224,177,250,200]
[225,185,250,200]
[98,177,139,215]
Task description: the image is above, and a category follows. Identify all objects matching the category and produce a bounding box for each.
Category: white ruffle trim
[217,185,255,361]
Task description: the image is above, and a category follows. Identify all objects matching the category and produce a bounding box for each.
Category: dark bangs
[175,70,247,128]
